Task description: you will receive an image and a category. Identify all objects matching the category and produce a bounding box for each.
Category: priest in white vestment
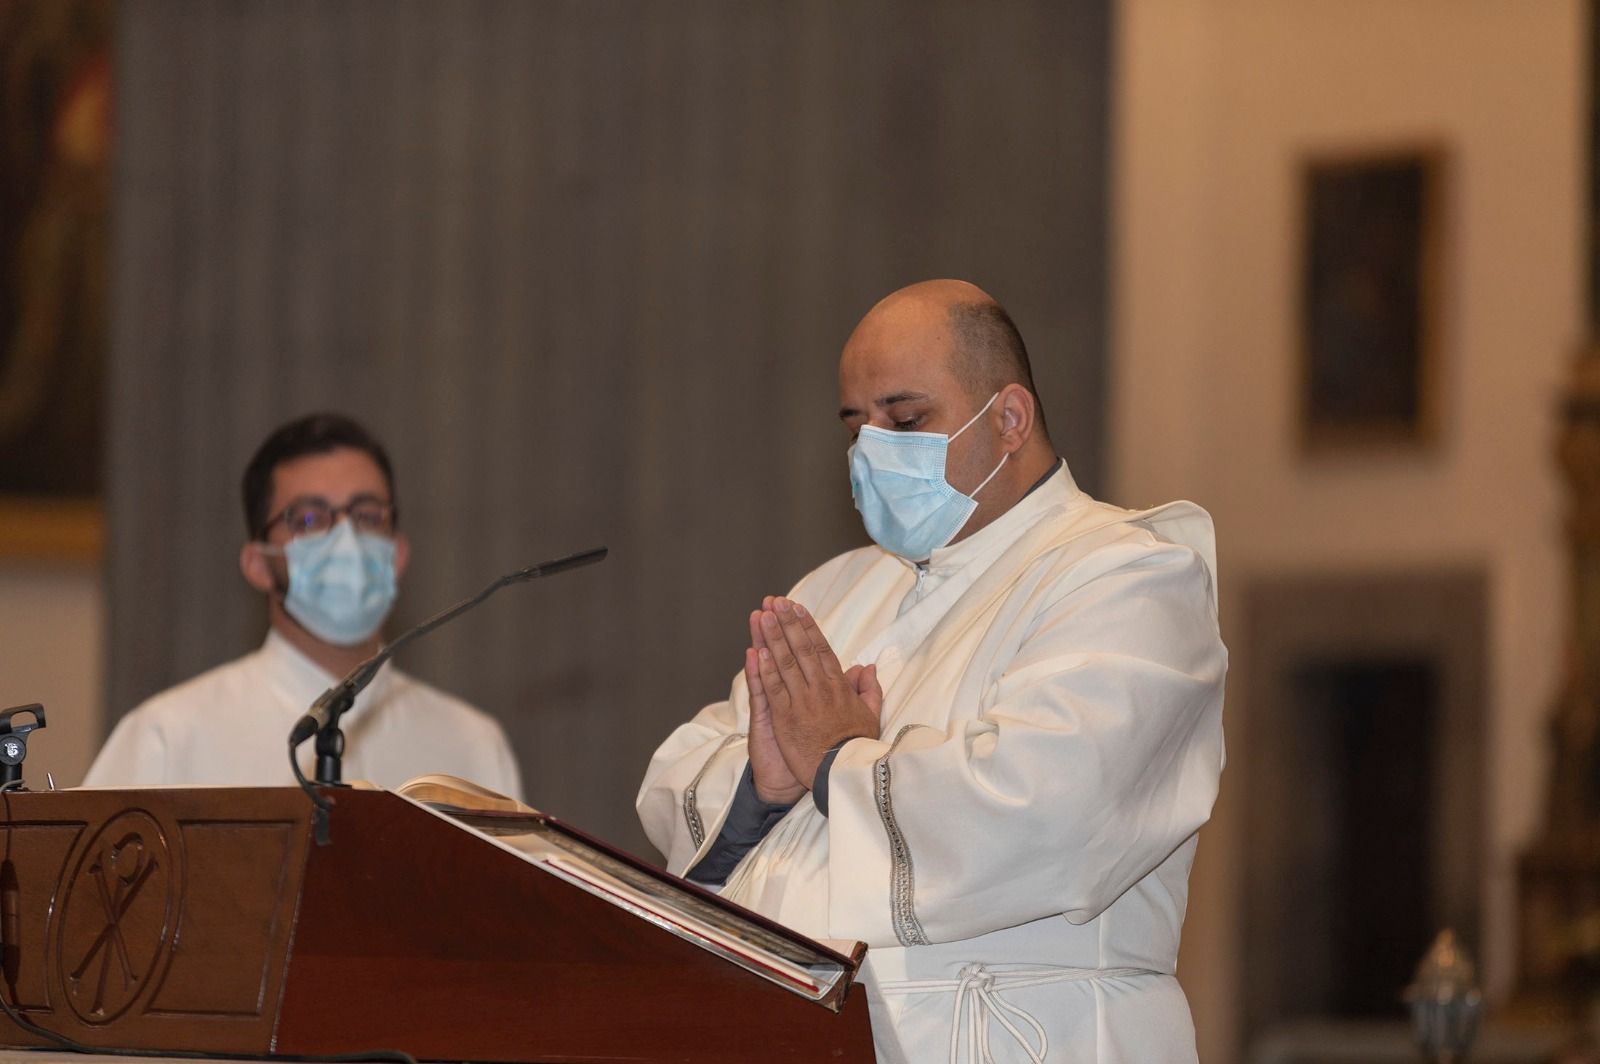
[638,280,1225,1063]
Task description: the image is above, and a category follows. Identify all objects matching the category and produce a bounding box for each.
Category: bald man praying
[637,281,1227,1063]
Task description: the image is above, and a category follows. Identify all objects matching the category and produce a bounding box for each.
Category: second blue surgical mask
[279,520,398,646]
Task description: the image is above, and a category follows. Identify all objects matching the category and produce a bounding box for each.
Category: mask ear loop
[948,392,1001,442]
[967,451,1008,500]
[950,392,1007,501]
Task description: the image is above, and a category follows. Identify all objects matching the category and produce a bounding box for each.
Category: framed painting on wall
[1299,147,1446,452]
[0,0,111,560]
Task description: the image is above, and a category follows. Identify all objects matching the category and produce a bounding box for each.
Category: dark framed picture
[1299,147,1445,451]
[0,0,110,559]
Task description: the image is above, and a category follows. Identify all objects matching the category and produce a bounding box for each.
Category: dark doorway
[1289,657,1438,1017]
[1242,571,1486,1054]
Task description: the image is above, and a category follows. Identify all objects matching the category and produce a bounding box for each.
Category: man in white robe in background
[85,413,522,796]
[637,280,1225,1063]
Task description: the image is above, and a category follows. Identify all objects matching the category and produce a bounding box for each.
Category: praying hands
[743,596,881,803]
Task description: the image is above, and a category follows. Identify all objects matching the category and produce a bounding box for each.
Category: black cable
[289,739,333,846]
[0,984,416,1063]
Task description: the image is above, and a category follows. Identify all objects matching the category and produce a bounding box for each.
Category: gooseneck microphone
[288,546,607,838]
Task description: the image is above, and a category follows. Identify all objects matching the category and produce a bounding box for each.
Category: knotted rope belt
[876,962,1157,1064]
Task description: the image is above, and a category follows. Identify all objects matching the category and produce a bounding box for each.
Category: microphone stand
[289,546,607,842]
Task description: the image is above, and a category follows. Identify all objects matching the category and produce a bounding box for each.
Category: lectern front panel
[0,788,874,1063]
[0,789,310,1055]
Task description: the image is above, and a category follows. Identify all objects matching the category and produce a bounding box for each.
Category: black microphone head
[519,546,608,581]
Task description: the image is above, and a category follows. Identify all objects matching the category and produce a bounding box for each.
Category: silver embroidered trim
[876,724,930,946]
[683,733,746,849]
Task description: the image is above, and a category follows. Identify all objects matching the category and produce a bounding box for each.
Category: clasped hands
[744,596,882,804]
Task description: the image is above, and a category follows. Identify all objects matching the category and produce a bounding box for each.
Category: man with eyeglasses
[83,413,523,796]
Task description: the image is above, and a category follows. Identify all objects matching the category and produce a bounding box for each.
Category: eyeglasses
[259,495,397,539]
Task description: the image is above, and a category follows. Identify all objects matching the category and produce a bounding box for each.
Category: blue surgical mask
[848,392,1008,561]
[275,520,398,646]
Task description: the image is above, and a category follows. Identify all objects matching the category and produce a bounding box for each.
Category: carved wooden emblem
[54,811,176,1024]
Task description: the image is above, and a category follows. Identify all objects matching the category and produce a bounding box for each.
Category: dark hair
[242,413,397,538]
[947,300,1039,405]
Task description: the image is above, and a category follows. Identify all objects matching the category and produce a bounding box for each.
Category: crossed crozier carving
[66,832,158,1017]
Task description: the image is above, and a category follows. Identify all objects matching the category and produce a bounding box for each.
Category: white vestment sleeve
[636,674,752,875]
[637,552,879,876]
[822,538,1226,946]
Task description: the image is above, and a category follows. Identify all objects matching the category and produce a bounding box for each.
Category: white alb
[84,630,524,799]
[638,461,1226,1064]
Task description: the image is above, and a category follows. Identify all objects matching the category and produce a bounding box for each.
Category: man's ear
[392,532,411,581]
[995,383,1036,454]
[239,541,276,594]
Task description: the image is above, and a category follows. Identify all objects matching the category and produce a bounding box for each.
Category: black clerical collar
[1021,457,1066,500]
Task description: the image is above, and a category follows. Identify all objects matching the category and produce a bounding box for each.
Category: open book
[393,772,534,815]
[391,773,867,1011]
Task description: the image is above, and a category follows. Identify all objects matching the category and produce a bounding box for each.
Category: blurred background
[0,1,1590,1061]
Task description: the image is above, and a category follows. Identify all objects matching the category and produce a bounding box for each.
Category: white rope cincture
[876,962,1155,1064]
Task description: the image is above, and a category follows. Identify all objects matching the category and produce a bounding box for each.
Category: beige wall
[0,563,104,788]
[1114,1,1584,1060]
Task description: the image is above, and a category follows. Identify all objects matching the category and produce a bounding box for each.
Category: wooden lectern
[0,787,874,1062]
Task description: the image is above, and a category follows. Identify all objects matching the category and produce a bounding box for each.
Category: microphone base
[313,727,347,786]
